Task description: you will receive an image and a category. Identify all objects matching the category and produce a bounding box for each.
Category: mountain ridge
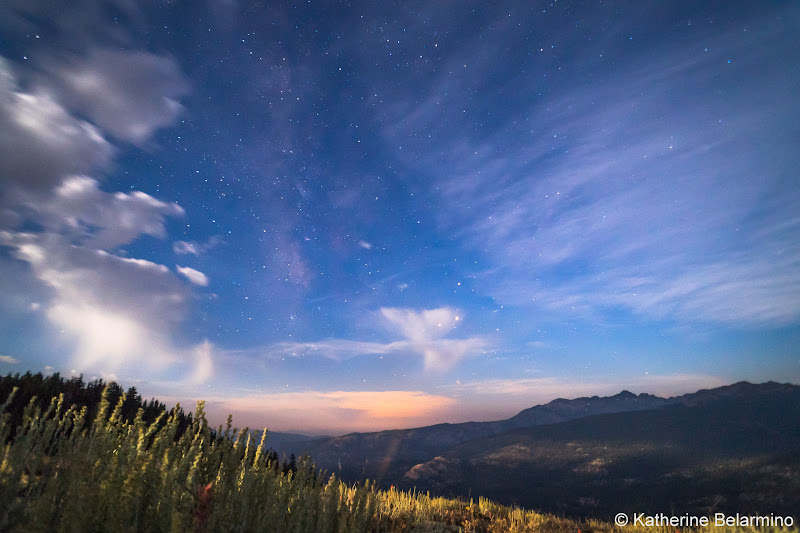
[287,381,799,487]
[398,382,800,517]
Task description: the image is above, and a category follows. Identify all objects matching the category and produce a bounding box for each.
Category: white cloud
[1,233,186,325]
[173,241,199,255]
[238,307,486,371]
[0,231,211,382]
[261,336,486,371]
[358,240,373,250]
[0,355,19,364]
[444,374,727,400]
[48,302,157,370]
[173,236,224,256]
[0,57,113,198]
[51,49,190,144]
[263,339,402,360]
[380,307,486,370]
[381,307,461,342]
[35,176,184,249]
[176,265,209,287]
[414,338,487,371]
[189,340,214,384]
[0,37,204,385]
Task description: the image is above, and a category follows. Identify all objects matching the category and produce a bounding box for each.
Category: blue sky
[0,0,798,435]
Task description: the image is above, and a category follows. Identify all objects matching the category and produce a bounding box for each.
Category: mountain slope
[401,382,800,518]
[288,381,800,518]
[295,389,675,482]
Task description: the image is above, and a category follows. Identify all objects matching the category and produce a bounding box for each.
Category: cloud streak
[231,307,487,371]
[381,7,800,328]
[177,265,210,287]
[39,176,184,249]
[173,236,223,256]
[50,48,190,144]
[444,374,728,400]
[0,58,112,199]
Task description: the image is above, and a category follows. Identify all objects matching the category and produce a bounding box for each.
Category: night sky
[1,1,799,435]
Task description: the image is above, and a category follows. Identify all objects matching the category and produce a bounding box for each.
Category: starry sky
[1,0,799,435]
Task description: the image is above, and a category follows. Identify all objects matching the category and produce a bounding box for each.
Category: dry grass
[0,387,795,532]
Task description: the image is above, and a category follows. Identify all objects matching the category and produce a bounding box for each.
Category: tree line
[0,371,298,474]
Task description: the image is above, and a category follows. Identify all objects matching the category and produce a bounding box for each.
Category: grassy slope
[3,388,797,532]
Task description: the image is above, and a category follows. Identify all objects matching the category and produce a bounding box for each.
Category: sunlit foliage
[0,387,795,532]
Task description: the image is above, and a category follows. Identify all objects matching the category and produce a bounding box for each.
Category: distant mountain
[259,430,328,455]
[287,382,800,518]
[289,384,689,482]
[400,382,800,518]
[508,389,670,425]
[671,380,797,406]
[298,390,676,482]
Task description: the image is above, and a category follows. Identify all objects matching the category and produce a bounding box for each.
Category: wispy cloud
[229,306,488,371]
[259,338,402,359]
[173,241,199,255]
[380,307,486,370]
[189,340,214,385]
[173,236,224,256]
[0,355,19,364]
[380,8,800,328]
[0,58,112,198]
[38,175,184,249]
[0,43,209,383]
[48,48,190,144]
[380,307,462,342]
[176,265,210,287]
[0,231,214,383]
[444,373,727,400]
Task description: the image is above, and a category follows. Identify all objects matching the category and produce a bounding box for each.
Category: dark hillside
[400,384,800,519]
[298,389,679,483]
